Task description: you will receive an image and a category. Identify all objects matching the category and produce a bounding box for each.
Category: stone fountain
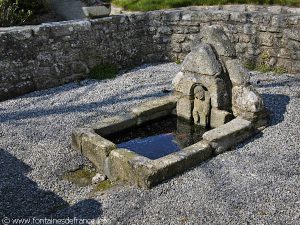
[72,25,268,188]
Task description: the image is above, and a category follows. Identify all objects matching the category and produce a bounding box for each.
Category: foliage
[273,66,287,74]
[89,64,119,80]
[243,58,287,74]
[0,0,48,27]
[0,0,31,26]
[112,0,299,11]
[175,58,181,64]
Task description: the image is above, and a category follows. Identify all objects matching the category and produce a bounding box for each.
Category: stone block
[208,77,230,110]
[283,29,300,42]
[210,108,234,128]
[171,34,186,43]
[232,107,268,127]
[72,128,117,172]
[181,43,222,76]
[132,95,178,124]
[91,113,138,136]
[148,141,212,187]
[232,85,264,115]
[177,96,193,121]
[132,95,177,117]
[172,71,195,94]
[259,32,274,47]
[200,25,236,57]
[9,28,33,40]
[225,59,250,86]
[107,148,152,187]
[203,117,255,154]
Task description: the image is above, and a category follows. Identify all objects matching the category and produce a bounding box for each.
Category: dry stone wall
[0,5,299,101]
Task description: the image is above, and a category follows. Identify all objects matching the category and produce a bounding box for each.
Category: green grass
[89,64,119,80]
[244,61,287,74]
[112,0,299,11]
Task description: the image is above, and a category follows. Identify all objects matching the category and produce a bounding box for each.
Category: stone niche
[72,25,268,188]
[173,25,267,129]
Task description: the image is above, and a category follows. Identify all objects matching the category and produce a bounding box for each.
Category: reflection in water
[105,116,208,160]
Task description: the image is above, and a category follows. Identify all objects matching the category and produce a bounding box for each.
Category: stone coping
[72,95,263,188]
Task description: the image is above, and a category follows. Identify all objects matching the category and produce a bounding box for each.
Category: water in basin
[105,116,208,160]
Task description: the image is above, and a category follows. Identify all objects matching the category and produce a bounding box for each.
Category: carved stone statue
[192,85,211,127]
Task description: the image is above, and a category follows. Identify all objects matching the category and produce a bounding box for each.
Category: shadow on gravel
[261,94,290,126]
[0,90,162,122]
[256,76,300,89]
[0,85,167,123]
[0,149,101,223]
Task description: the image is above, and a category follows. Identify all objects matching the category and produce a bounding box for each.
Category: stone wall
[0,5,299,101]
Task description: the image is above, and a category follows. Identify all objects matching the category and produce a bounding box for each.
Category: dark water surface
[104,116,208,160]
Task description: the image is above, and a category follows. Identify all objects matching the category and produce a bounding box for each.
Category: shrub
[89,64,119,80]
[18,0,45,13]
[0,0,31,27]
[0,0,48,27]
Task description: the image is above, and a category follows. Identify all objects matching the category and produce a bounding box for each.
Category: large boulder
[232,85,264,114]
[200,25,236,57]
[225,59,250,86]
[181,43,222,76]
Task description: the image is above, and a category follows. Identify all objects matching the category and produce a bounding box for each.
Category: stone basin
[72,95,260,188]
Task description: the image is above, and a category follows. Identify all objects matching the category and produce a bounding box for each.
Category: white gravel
[0,63,299,224]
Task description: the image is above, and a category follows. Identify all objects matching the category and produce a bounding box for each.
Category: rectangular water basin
[72,95,257,188]
[104,116,208,160]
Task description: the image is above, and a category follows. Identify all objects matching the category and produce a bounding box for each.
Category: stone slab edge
[203,117,258,155]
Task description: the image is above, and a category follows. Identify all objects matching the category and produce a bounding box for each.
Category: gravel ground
[0,63,299,224]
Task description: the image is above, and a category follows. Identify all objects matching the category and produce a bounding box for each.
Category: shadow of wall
[0,149,102,222]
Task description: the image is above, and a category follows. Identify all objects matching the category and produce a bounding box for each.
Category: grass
[244,51,288,74]
[89,64,119,80]
[112,0,299,11]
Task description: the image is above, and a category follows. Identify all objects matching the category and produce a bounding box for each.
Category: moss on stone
[63,165,97,187]
[175,58,181,64]
[120,150,138,158]
[93,180,114,192]
[273,66,287,74]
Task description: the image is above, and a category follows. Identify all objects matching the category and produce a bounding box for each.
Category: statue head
[194,85,205,100]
